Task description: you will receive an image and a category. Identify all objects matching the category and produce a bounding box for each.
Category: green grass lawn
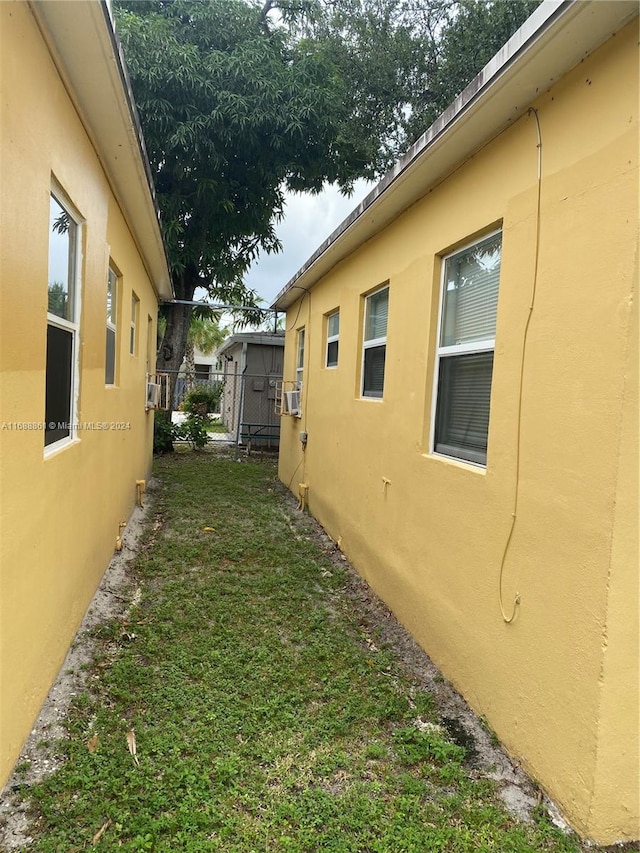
[205,421,229,433]
[13,453,584,852]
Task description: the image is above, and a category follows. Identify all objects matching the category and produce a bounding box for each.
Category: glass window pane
[435,351,494,464]
[297,329,305,369]
[327,311,339,337]
[105,327,116,385]
[107,268,117,325]
[441,233,501,347]
[327,339,338,367]
[365,288,388,341]
[45,324,73,445]
[130,294,139,355]
[48,195,76,321]
[363,345,386,398]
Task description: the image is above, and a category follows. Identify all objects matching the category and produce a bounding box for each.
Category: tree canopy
[114,0,539,382]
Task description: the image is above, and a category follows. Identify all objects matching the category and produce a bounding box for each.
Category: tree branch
[258,0,277,31]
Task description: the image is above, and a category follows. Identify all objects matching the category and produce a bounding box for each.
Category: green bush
[174,413,210,450]
[182,384,221,415]
[154,410,210,453]
[153,410,175,454]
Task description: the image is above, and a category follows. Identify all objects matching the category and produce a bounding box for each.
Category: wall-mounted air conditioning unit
[146,381,161,410]
[146,372,170,410]
[283,389,301,417]
[274,380,302,417]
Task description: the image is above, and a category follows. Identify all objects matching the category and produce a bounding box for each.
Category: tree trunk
[184,340,196,395]
[156,269,197,413]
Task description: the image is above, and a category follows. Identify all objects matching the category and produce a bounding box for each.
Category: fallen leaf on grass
[86,733,99,753]
[203,526,215,532]
[126,730,140,766]
[91,820,111,845]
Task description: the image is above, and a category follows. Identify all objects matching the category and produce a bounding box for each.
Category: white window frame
[295,327,305,390]
[130,292,139,356]
[326,310,339,368]
[361,284,389,399]
[430,229,502,467]
[106,265,118,386]
[45,187,82,453]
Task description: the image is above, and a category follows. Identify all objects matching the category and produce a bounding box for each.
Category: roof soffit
[29,0,172,300]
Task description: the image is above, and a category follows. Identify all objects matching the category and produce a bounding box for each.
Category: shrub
[182,385,221,416]
[154,406,212,454]
[153,410,175,454]
[174,413,210,450]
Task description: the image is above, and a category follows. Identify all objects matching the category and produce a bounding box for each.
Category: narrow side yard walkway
[2,453,591,852]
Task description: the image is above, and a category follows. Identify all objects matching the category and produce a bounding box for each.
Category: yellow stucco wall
[278,22,638,844]
[0,3,159,786]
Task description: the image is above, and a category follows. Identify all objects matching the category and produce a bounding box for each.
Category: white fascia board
[272,0,638,311]
[216,333,285,356]
[29,0,173,301]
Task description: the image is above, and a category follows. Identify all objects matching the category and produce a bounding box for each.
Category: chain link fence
[166,370,281,452]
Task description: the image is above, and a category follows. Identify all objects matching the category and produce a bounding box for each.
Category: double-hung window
[362,285,388,398]
[296,327,305,390]
[105,266,118,385]
[45,191,80,448]
[326,311,339,368]
[433,230,502,466]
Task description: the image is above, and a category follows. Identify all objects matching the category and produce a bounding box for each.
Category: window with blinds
[362,285,389,398]
[433,231,501,465]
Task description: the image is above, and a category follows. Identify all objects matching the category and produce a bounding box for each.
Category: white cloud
[245,179,375,307]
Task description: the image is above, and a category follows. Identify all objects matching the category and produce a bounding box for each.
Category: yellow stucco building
[0,1,171,788]
[274,1,638,844]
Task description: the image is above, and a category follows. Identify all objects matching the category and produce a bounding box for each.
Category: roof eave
[272,0,638,311]
[216,332,285,356]
[29,0,173,301]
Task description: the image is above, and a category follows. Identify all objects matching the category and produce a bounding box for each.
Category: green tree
[115,0,374,386]
[404,0,541,140]
[114,0,539,393]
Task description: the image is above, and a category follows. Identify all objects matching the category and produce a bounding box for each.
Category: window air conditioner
[283,389,301,417]
[146,381,161,409]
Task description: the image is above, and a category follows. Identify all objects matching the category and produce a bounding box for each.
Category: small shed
[216,332,284,447]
